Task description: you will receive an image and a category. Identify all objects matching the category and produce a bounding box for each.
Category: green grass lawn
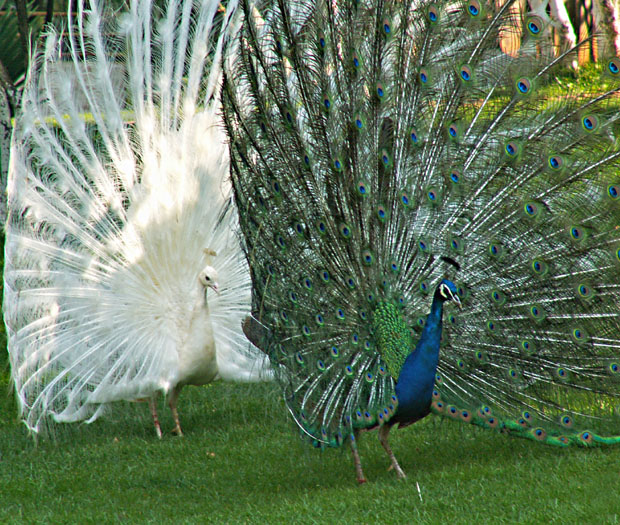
[2,62,620,524]
[2,356,620,524]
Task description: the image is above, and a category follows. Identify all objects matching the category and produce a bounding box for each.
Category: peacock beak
[209,282,220,295]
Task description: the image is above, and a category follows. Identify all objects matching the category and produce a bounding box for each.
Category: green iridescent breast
[372,302,413,379]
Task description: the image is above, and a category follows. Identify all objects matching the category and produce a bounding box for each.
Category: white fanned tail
[4,0,267,435]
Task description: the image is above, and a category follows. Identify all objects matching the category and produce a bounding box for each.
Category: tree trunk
[14,0,30,70]
[594,0,620,57]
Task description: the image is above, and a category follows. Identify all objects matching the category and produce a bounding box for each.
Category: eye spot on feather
[526,16,545,36]
[505,141,520,157]
[381,150,391,166]
[382,18,391,35]
[460,65,472,82]
[486,417,499,428]
[427,6,439,23]
[516,77,531,94]
[608,58,620,75]
[467,0,481,16]
[607,185,619,199]
[339,223,352,239]
[570,226,583,240]
[561,415,573,428]
[478,406,492,418]
[582,115,599,132]
[548,155,563,170]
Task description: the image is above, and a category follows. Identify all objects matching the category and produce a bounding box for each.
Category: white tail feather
[4,0,267,435]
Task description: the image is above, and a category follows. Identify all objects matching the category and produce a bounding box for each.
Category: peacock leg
[350,429,367,484]
[378,424,406,479]
[168,386,184,436]
[148,395,163,439]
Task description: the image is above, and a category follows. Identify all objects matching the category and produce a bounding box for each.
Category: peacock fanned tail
[4,0,264,435]
[223,0,620,450]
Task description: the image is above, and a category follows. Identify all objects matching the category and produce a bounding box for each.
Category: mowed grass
[2,65,620,524]
[2,354,620,524]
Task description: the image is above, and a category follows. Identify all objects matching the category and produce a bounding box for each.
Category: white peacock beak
[209,282,220,295]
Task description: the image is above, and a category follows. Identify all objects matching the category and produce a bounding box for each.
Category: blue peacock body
[223,0,620,481]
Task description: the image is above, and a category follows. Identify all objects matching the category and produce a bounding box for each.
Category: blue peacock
[222,0,620,482]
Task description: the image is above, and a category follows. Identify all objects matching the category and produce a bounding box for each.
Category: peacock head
[199,266,220,295]
[437,279,461,308]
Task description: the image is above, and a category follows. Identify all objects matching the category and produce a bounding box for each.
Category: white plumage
[3,0,266,436]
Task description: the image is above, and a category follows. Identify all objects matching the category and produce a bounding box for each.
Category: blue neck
[393,293,445,423]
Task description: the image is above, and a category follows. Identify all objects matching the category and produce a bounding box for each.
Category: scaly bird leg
[148,395,163,439]
[350,429,367,484]
[378,424,406,479]
[168,386,184,436]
